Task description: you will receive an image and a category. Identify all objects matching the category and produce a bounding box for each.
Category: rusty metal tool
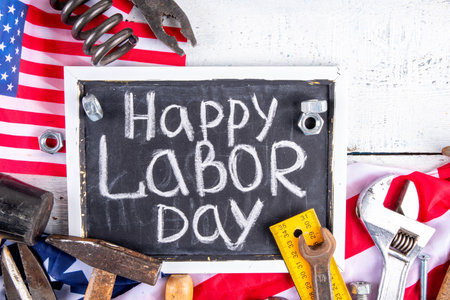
[442,146,450,157]
[131,0,197,56]
[0,174,53,246]
[357,175,435,300]
[2,244,56,300]
[46,235,162,300]
[165,274,193,300]
[298,227,336,300]
[437,264,450,300]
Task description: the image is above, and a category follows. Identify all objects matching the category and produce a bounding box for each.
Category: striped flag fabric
[0,0,187,178]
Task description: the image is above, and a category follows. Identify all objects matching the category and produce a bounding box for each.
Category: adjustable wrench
[357,175,435,300]
[298,227,336,300]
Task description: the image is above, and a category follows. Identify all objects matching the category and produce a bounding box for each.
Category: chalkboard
[65,67,346,272]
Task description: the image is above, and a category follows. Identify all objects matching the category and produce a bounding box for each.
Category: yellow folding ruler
[270,209,350,300]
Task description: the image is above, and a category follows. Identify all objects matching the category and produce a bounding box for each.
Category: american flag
[0,0,186,177]
[0,1,449,299]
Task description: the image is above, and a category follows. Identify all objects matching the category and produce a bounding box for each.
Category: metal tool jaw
[356,175,435,300]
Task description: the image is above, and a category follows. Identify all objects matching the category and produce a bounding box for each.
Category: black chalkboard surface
[77,77,335,261]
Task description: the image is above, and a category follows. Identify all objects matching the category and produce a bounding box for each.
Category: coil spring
[50,0,138,66]
[390,230,417,255]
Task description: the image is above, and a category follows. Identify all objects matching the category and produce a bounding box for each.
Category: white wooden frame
[64,66,347,273]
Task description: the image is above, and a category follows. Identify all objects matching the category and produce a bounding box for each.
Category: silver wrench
[356,175,435,300]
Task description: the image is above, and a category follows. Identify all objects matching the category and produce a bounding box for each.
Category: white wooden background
[9,0,450,235]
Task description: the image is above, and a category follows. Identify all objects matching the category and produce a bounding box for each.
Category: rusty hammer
[0,173,56,299]
[46,235,162,300]
[0,174,53,245]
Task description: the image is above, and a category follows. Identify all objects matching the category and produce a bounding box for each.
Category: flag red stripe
[438,163,450,180]
[0,108,65,128]
[120,48,186,66]
[0,159,67,177]
[19,59,64,79]
[22,33,185,66]
[22,33,86,56]
[404,260,450,300]
[26,4,186,42]
[345,194,374,259]
[193,273,294,300]
[112,0,134,14]
[16,85,65,104]
[0,134,66,153]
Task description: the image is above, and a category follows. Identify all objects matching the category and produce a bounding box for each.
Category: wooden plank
[348,155,450,173]
[168,0,450,153]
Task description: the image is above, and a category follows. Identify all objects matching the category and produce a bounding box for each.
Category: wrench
[357,175,435,300]
[298,227,336,300]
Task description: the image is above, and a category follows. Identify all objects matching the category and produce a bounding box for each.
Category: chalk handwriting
[124,91,155,141]
[271,140,307,198]
[99,135,147,199]
[160,104,195,141]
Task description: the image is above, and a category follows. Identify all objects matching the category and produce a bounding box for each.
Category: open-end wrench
[357,175,435,300]
[298,227,336,300]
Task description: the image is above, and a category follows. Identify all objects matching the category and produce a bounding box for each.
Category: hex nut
[39,130,64,154]
[298,113,324,135]
[349,281,372,295]
[301,99,327,114]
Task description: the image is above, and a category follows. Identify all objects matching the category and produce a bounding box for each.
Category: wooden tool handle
[165,274,193,300]
[85,268,117,300]
[437,264,450,300]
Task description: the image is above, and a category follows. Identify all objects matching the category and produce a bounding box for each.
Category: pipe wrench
[356,175,435,300]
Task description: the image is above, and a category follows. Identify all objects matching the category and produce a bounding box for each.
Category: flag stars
[8,5,16,14]
[1,72,8,80]
[10,36,15,44]
[11,65,16,73]
[0,43,5,51]
[3,23,11,33]
[7,83,13,91]
[17,29,21,36]
[0,11,3,20]
[20,11,24,18]
[5,54,12,62]
[15,18,19,25]
[15,47,19,55]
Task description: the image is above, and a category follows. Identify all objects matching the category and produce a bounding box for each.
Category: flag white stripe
[18,72,64,91]
[0,121,65,137]
[21,46,92,66]
[21,0,130,18]
[0,94,65,115]
[346,163,411,199]
[0,146,66,164]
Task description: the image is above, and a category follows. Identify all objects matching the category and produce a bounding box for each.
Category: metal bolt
[298,99,327,135]
[349,281,372,300]
[39,130,64,154]
[82,94,103,121]
[419,253,430,300]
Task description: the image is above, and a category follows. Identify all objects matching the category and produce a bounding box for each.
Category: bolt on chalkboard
[80,79,332,258]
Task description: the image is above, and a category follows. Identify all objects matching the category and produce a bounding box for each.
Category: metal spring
[50,0,138,66]
[390,230,417,255]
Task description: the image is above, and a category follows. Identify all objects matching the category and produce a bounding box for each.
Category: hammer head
[0,174,53,245]
[357,175,435,259]
[46,235,162,285]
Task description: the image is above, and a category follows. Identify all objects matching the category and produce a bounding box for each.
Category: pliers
[131,0,197,56]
